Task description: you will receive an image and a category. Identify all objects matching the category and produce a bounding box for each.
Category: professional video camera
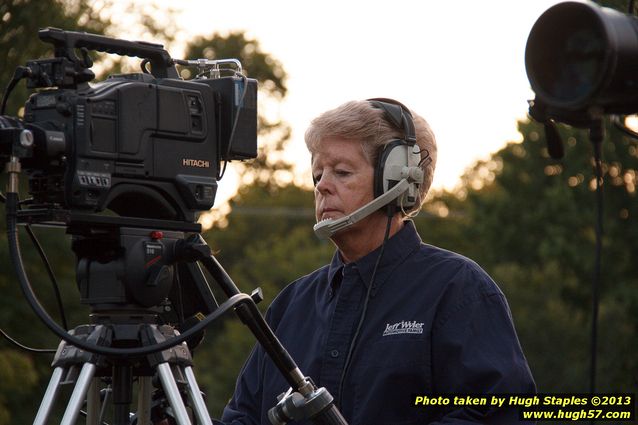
[525,0,638,157]
[0,29,348,425]
[0,27,257,222]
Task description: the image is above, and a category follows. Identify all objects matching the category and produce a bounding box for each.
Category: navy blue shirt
[220,221,535,424]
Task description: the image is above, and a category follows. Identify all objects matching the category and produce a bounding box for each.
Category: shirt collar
[327,251,345,299]
[326,220,422,299]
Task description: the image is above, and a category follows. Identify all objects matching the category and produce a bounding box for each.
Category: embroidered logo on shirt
[383,320,424,336]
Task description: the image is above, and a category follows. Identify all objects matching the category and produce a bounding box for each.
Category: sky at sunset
[136,0,564,205]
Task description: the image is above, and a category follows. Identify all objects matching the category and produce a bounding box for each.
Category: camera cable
[336,209,393,408]
[588,120,604,397]
[0,326,55,354]
[0,64,71,352]
[5,190,252,357]
[1,59,73,335]
[0,194,67,353]
[22,223,69,330]
[1,66,30,115]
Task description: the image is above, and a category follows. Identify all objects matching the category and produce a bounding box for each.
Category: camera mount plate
[15,209,202,234]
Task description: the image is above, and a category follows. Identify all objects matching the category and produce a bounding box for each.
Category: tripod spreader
[269,381,349,425]
[176,234,349,425]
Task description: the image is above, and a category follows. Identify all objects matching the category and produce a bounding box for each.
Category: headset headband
[367,97,417,145]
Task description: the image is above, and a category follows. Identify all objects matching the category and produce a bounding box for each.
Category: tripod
[27,218,217,425]
[34,322,211,425]
[6,211,348,425]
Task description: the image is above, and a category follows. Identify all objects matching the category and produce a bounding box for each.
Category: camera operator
[218,99,536,424]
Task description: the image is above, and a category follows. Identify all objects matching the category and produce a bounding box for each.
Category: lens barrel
[525,1,638,113]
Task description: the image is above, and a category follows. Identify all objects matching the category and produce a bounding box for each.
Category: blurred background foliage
[0,0,636,424]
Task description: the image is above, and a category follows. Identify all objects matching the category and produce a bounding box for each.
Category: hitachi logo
[182,158,210,168]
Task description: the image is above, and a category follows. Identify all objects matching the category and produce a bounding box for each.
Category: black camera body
[526,1,638,125]
[1,28,258,223]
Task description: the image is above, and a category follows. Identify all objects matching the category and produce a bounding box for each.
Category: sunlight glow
[111,0,564,215]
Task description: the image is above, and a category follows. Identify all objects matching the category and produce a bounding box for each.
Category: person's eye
[312,173,322,186]
[335,169,351,177]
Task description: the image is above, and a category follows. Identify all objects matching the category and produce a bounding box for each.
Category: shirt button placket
[320,263,361,395]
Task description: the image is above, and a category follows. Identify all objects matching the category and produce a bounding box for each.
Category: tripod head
[14,210,219,350]
[69,216,208,312]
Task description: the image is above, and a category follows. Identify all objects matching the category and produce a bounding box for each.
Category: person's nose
[314,171,335,196]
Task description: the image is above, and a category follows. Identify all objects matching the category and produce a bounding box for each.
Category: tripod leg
[157,362,193,425]
[112,365,133,425]
[86,378,101,425]
[183,366,213,425]
[33,366,65,425]
[137,376,152,425]
[61,362,97,425]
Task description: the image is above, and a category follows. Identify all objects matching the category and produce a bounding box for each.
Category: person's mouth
[320,208,340,220]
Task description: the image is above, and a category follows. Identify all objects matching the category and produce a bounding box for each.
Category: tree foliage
[0,0,178,116]
[0,0,110,115]
[184,32,293,187]
[0,3,113,422]
[425,118,638,395]
[194,115,638,417]
[0,1,176,423]
[0,1,637,423]
[193,181,332,415]
[0,3,297,421]
[183,32,287,100]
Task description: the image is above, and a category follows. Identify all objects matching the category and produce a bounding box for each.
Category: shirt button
[330,350,339,358]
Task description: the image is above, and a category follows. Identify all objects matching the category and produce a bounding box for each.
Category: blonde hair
[304,100,437,214]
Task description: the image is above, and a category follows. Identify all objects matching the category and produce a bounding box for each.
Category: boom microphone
[313,179,410,239]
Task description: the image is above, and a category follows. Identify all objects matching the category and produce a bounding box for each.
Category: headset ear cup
[374,139,406,199]
[368,98,421,210]
[374,140,423,209]
[373,144,388,199]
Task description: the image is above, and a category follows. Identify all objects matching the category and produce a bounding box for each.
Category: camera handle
[39,27,179,79]
[178,235,349,425]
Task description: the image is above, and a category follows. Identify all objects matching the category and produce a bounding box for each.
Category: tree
[0,0,109,115]
[0,3,111,422]
[427,118,638,395]
[1,0,179,116]
[0,1,180,423]
[179,35,313,403]
[0,10,295,420]
[180,34,321,406]
[192,180,333,416]
[183,32,293,187]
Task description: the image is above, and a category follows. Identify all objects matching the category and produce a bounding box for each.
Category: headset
[313,98,425,239]
[368,97,423,210]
